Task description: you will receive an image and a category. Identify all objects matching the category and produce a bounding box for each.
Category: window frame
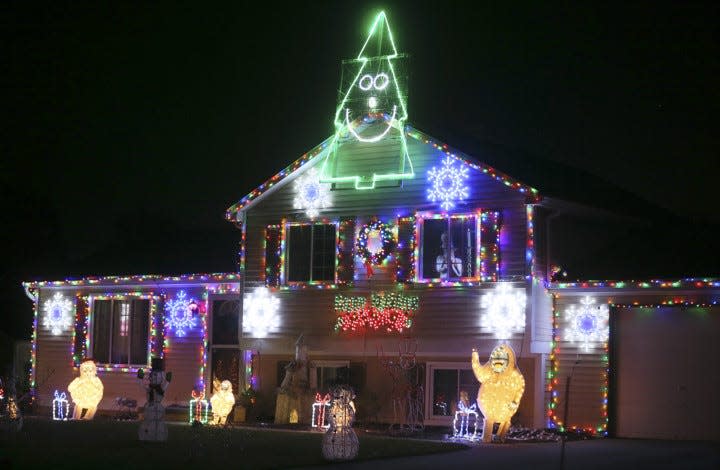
[284,221,339,285]
[424,361,480,425]
[309,360,351,392]
[415,212,481,283]
[87,294,154,370]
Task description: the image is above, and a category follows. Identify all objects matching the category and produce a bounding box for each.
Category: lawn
[0,418,467,469]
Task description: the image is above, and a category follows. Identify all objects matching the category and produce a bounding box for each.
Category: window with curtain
[91,298,150,366]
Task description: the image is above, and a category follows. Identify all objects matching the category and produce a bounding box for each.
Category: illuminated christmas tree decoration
[189,389,209,424]
[164,290,197,337]
[52,390,69,421]
[43,292,74,335]
[312,393,332,429]
[427,156,470,210]
[564,296,609,351]
[319,11,414,190]
[480,284,527,339]
[243,287,280,338]
[356,220,394,265]
[293,167,332,218]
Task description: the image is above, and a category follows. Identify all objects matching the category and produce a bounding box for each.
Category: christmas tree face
[319,11,414,190]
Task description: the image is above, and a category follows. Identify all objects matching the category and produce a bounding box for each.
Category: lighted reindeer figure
[379,338,424,434]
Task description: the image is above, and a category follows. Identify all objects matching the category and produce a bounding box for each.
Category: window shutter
[337,218,356,284]
[395,216,416,282]
[480,210,502,281]
[73,296,89,366]
[265,224,282,287]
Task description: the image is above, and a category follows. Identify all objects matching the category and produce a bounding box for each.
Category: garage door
[615,306,720,440]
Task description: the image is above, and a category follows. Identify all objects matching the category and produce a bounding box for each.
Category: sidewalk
[298,438,720,470]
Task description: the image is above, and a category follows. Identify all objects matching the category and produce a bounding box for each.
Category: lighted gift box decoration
[311,393,332,429]
[189,389,209,425]
[52,390,70,421]
[452,391,479,439]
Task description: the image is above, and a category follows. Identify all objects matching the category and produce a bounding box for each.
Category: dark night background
[1,1,718,342]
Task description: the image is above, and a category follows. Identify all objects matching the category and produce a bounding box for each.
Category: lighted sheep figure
[471,344,525,443]
[321,386,359,461]
[210,380,235,425]
[138,358,172,441]
[67,360,103,420]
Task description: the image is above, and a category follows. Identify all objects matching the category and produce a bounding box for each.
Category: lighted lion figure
[471,344,525,442]
[67,359,104,420]
[210,380,236,425]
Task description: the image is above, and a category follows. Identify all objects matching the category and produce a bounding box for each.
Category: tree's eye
[358,73,391,91]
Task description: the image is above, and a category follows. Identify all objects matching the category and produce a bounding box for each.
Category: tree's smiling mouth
[345,105,397,143]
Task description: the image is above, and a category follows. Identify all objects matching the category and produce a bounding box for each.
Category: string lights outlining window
[43,292,74,335]
[480,284,527,339]
[164,290,198,337]
[243,287,280,338]
[293,167,332,219]
[564,296,609,352]
[427,156,470,211]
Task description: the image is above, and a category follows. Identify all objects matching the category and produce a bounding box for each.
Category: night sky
[2,1,719,340]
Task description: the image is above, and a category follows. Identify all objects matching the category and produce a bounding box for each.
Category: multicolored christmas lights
[334,291,418,333]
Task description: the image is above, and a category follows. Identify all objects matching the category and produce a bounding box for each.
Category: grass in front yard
[0,417,467,469]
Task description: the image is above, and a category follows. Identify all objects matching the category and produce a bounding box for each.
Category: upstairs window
[286,223,337,283]
[91,298,150,366]
[419,214,478,281]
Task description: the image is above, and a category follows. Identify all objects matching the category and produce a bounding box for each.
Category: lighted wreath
[356,220,394,265]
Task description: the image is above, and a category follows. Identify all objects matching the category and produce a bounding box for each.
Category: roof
[225,124,541,221]
[22,272,241,292]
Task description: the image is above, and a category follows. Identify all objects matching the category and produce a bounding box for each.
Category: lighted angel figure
[471,344,525,442]
[210,380,236,425]
[67,359,103,420]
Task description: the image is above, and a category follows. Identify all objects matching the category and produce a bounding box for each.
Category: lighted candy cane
[53,390,69,421]
[311,393,332,429]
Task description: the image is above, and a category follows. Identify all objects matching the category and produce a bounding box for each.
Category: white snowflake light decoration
[480,283,527,339]
[243,287,280,338]
[294,167,332,218]
[564,296,609,351]
[165,290,197,337]
[43,292,74,335]
[427,156,470,211]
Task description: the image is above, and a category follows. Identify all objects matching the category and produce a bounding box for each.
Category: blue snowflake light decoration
[165,290,197,337]
[294,167,332,218]
[564,296,609,352]
[427,156,469,210]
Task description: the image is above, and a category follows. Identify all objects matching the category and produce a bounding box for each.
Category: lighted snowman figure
[210,380,236,426]
[320,11,413,190]
[67,359,103,420]
[321,385,359,461]
[137,357,172,441]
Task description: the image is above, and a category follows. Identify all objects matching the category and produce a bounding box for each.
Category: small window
[286,223,337,283]
[91,298,150,366]
[427,363,479,422]
[419,215,478,280]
